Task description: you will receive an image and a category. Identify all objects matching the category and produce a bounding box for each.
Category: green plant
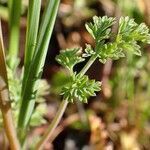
[18,0,60,143]
[0,0,150,149]
[0,0,60,149]
[35,16,150,149]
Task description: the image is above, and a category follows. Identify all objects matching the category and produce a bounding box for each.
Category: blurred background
[0,0,150,149]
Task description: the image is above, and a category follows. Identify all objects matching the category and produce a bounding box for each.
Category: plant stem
[79,55,97,76]
[35,100,68,150]
[35,55,98,149]
[0,100,20,150]
[0,21,20,150]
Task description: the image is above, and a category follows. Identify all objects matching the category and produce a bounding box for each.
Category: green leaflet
[85,16,115,42]
[56,48,84,72]
[61,74,101,103]
[97,43,125,64]
[118,17,150,43]
[82,44,95,57]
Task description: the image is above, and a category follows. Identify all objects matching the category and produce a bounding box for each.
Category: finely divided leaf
[117,17,150,56]
[85,16,115,42]
[56,48,84,72]
[97,43,125,63]
[61,74,101,103]
[82,44,95,57]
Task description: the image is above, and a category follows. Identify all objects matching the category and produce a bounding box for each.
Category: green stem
[35,55,98,149]
[79,55,97,76]
[35,100,68,150]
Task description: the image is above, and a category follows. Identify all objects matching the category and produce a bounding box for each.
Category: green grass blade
[8,0,21,69]
[18,0,60,141]
[22,0,41,94]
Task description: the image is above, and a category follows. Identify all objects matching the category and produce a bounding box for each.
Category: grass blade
[18,0,60,142]
[22,0,41,95]
[8,0,21,69]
